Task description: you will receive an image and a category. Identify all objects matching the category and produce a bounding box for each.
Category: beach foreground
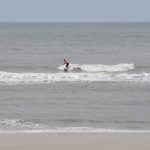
[0,133,150,150]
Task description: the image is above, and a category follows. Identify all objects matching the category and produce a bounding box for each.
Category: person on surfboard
[64,59,69,71]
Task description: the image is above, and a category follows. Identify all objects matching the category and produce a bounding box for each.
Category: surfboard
[64,65,68,72]
[64,68,68,72]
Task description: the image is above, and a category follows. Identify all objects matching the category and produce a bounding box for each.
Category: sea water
[0,22,150,133]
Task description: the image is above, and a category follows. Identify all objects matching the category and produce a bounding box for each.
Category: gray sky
[0,0,150,22]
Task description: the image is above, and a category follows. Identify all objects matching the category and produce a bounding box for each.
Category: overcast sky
[0,0,150,22]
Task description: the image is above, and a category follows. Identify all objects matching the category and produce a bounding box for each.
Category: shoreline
[0,133,150,150]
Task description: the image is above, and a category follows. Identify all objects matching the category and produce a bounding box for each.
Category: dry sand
[0,133,150,150]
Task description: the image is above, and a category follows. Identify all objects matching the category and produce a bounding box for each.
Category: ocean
[0,22,150,133]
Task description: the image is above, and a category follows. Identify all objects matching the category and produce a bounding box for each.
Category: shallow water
[0,23,150,133]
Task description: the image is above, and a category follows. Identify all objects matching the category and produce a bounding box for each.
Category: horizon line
[0,21,150,23]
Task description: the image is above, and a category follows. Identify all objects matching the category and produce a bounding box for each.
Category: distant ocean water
[0,22,150,133]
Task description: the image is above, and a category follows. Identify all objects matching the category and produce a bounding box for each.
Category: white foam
[0,119,150,133]
[0,119,46,129]
[58,63,134,72]
[0,127,150,134]
[0,71,150,84]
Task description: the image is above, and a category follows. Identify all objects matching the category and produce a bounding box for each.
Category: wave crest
[58,63,134,72]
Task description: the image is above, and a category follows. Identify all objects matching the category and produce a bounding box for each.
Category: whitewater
[0,63,150,84]
[0,119,150,134]
[58,63,134,72]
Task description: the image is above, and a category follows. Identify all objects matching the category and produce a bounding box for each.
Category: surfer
[64,59,69,71]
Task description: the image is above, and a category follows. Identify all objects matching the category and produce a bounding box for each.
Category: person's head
[64,59,66,62]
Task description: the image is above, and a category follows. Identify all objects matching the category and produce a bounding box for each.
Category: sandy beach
[0,133,150,150]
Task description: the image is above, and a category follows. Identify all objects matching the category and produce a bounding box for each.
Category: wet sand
[0,133,150,150]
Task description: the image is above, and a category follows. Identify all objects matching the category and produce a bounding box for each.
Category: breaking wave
[58,63,134,72]
[0,63,149,84]
[0,127,150,134]
[0,119,46,130]
[0,71,150,84]
[0,119,150,133]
